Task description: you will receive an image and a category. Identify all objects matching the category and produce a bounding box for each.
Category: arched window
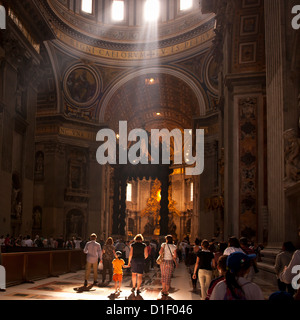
[144,0,160,22]
[126,183,132,202]
[81,0,93,14]
[112,0,125,21]
[180,0,193,11]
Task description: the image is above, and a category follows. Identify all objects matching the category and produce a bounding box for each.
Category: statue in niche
[283,128,300,182]
[70,166,81,189]
[11,174,22,220]
[15,70,27,116]
[68,150,87,190]
[68,211,83,236]
[35,151,44,179]
[33,207,42,229]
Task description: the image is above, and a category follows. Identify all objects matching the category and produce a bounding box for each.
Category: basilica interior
[0,0,299,253]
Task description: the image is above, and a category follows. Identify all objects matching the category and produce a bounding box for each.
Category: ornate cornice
[36,0,215,53]
[46,0,214,43]
[224,72,266,91]
[8,0,55,42]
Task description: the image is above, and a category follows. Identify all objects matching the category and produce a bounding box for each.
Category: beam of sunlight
[144,0,160,22]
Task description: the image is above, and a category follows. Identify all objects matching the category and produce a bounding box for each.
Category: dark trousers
[277,279,295,294]
[190,266,198,289]
[102,259,113,282]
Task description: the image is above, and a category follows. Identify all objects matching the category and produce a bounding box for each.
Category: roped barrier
[1,249,86,287]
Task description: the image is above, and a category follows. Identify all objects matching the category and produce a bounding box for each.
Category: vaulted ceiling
[33,0,216,134]
[104,73,200,133]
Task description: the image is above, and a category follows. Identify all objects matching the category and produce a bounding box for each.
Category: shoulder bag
[167,244,177,268]
[156,244,165,265]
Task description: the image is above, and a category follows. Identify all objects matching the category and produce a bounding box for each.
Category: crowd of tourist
[183,236,299,301]
[1,231,299,300]
[80,233,276,300]
[0,234,84,250]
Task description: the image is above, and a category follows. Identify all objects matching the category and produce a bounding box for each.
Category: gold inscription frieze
[54,28,215,61]
[59,127,96,140]
[36,125,96,141]
[36,125,59,135]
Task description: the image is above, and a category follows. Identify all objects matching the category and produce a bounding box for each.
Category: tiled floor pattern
[0,262,278,301]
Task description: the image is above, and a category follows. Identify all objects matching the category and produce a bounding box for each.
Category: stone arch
[98,66,207,123]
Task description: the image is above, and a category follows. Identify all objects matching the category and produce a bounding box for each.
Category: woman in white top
[223,236,244,256]
[159,235,177,297]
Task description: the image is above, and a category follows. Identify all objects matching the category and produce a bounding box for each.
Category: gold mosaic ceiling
[104,73,200,133]
[35,1,215,131]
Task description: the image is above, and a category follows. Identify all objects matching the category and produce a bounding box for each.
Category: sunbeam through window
[144,0,160,22]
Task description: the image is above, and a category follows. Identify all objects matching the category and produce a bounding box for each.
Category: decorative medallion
[63,66,100,107]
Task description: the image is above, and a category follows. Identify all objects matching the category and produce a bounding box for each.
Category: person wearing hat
[210,252,264,300]
[83,233,102,287]
[112,250,127,295]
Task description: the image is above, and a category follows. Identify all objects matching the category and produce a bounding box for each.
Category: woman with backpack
[209,252,264,300]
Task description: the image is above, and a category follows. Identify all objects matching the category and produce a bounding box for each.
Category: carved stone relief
[283,128,300,183]
[239,97,258,238]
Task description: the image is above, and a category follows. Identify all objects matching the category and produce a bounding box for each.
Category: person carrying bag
[158,235,177,297]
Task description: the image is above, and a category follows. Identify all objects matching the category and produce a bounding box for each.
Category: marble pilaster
[264,0,286,247]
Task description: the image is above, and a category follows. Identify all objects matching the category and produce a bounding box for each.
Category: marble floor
[0,262,278,301]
